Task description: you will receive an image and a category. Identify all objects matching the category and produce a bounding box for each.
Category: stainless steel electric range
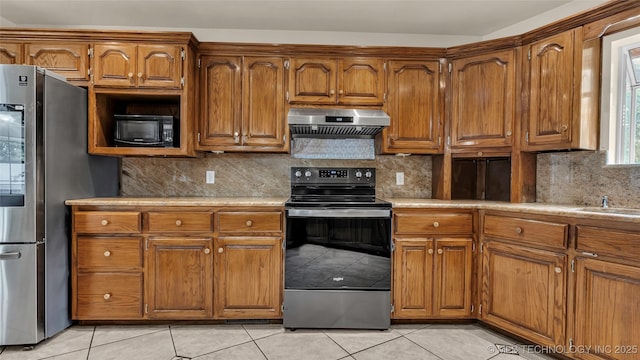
[283,167,392,329]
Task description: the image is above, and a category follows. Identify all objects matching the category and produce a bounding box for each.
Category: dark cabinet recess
[451,157,510,201]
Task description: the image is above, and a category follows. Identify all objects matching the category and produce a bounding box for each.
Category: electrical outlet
[206,170,215,184]
[396,172,404,186]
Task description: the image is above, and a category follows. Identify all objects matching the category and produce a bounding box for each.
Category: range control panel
[290,167,376,185]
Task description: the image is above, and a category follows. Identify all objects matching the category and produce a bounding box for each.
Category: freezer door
[0,244,43,346]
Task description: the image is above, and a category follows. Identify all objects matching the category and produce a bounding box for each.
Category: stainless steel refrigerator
[0,65,119,346]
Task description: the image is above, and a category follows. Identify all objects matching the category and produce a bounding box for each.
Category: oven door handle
[287,208,391,218]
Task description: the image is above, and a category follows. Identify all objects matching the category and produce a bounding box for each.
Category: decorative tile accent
[291,138,375,159]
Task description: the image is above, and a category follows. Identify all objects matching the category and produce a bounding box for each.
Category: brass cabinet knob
[218,247,224,253]
[234,132,240,143]
[103,293,111,300]
[515,227,523,234]
[137,72,143,78]
[506,131,512,136]
[204,248,211,254]
[127,72,133,78]
[101,219,109,226]
[175,219,182,226]
[338,89,344,95]
[561,124,568,132]
[437,248,444,255]
[329,89,335,95]
[246,220,253,227]
[555,266,562,273]
[428,249,434,254]
[433,221,440,228]
[103,250,111,257]
[477,151,483,156]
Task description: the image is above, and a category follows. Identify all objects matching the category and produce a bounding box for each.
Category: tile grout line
[401,334,447,360]
[86,326,96,360]
[168,325,181,359]
[321,330,353,358]
[241,325,269,360]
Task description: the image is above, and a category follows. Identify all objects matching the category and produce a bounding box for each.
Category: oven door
[285,207,391,291]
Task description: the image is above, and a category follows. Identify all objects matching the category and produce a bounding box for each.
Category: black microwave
[113,114,179,147]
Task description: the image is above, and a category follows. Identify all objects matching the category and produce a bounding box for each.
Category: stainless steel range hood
[288,108,390,138]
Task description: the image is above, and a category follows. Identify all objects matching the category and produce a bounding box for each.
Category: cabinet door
[214,236,282,319]
[526,29,577,149]
[146,237,213,319]
[573,258,640,360]
[434,238,473,317]
[393,237,433,318]
[287,58,337,104]
[242,57,287,151]
[137,44,182,88]
[338,58,384,105]
[0,42,22,64]
[198,56,242,148]
[482,241,566,347]
[93,43,137,87]
[451,49,515,148]
[383,60,442,153]
[24,42,89,81]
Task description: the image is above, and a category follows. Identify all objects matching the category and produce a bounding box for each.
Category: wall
[537,151,640,208]
[121,153,432,199]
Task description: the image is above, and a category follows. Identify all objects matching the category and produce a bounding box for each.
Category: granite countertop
[65,197,289,207]
[65,197,640,222]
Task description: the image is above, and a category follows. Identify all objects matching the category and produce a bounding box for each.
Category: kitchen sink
[577,207,640,216]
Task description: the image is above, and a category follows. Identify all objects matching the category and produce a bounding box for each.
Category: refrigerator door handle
[0,251,22,260]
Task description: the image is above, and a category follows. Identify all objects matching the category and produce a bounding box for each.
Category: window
[601,27,640,165]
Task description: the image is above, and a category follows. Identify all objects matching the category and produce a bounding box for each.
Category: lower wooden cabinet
[213,236,283,319]
[145,237,213,319]
[70,205,283,321]
[393,237,473,319]
[481,241,566,348]
[572,257,640,360]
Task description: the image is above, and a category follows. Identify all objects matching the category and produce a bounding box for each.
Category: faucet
[601,195,609,208]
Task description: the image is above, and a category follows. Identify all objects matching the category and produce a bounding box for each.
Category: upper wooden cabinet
[287,57,385,106]
[382,60,444,154]
[523,27,597,151]
[450,49,517,149]
[0,41,22,64]
[93,43,183,88]
[198,55,287,152]
[0,41,89,82]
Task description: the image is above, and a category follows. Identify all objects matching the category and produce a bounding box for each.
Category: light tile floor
[0,323,558,360]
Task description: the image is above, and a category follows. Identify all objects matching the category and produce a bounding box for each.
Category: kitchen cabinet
[382,60,444,154]
[287,57,384,105]
[72,211,144,320]
[480,213,568,348]
[571,225,640,360]
[524,27,597,151]
[92,43,183,88]
[214,210,283,319]
[0,41,22,64]
[198,55,287,152]
[392,210,474,319]
[450,49,516,149]
[146,237,213,319]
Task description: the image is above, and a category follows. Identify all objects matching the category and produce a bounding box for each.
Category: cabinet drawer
[218,212,283,233]
[76,273,143,319]
[394,212,473,235]
[147,212,212,232]
[483,214,568,249]
[74,211,141,234]
[576,225,640,260]
[77,237,142,270]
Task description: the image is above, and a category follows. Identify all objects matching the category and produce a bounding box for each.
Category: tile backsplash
[536,150,640,208]
[121,150,640,208]
[121,153,432,199]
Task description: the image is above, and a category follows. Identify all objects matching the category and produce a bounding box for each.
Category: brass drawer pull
[175,219,182,226]
[101,219,109,226]
[103,250,111,257]
[515,227,523,234]
[433,221,440,228]
[246,220,253,227]
[103,293,111,300]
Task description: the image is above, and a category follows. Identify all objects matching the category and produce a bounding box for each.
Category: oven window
[285,217,391,290]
